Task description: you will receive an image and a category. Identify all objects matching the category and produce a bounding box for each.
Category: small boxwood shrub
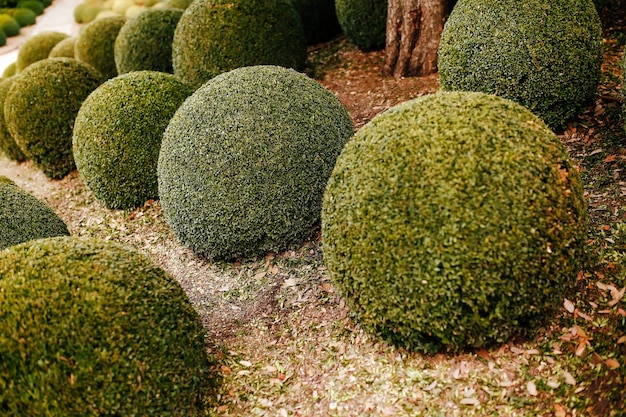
[438,0,603,129]
[172,0,307,88]
[290,0,342,45]
[114,8,183,74]
[0,177,69,250]
[5,58,104,179]
[75,15,126,79]
[2,61,15,77]
[15,31,68,71]
[16,0,43,14]
[73,71,193,209]
[0,14,19,36]
[48,36,76,58]
[0,76,25,161]
[11,7,36,25]
[158,65,354,260]
[322,91,589,353]
[73,1,103,23]
[335,0,387,51]
[0,236,213,416]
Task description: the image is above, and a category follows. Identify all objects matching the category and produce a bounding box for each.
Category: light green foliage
[172,0,306,88]
[158,65,354,260]
[0,236,212,416]
[15,30,68,71]
[0,14,19,36]
[438,0,603,129]
[73,2,103,23]
[75,15,126,79]
[2,61,15,77]
[114,8,183,74]
[335,0,386,51]
[11,7,36,26]
[4,58,104,179]
[48,36,76,58]
[164,0,192,8]
[322,91,589,353]
[0,76,25,161]
[73,71,193,209]
[290,0,342,45]
[0,177,69,249]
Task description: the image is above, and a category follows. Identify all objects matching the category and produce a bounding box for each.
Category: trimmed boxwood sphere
[17,0,44,14]
[11,7,37,26]
[0,176,69,250]
[438,0,602,129]
[73,71,193,209]
[172,0,307,88]
[5,58,104,179]
[114,8,183,74]
[48,36,76,58]
[335,0,387,51]
[0,76,26,162]
[0,14,20,36]
[16,31,68,71]
[0,236,212,416]
[291,0,342,45]
[158,65,354,260]
[2,62,15,77]
[322,91,588,353]
[75,15,126,79]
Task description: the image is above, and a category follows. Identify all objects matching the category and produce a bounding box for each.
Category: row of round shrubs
[0,6,38,46]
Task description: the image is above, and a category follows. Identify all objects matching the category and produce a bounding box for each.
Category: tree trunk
[384,0,446,78]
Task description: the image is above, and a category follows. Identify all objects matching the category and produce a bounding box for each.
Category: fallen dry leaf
[460,398,480,406]
[604,154,617,162]
[527,381,538,396]
[563,371,577,386]
[575,309,593,321]
[564,298,575,313]
[554,404,567,417]
[605,358,620,369]
[617,335,626,344]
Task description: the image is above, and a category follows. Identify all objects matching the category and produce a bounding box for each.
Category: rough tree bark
[384,0,446,78]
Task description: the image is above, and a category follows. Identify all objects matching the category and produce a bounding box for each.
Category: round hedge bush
[291,0,342,45]
[335,0,387,51]
[11,7,37,26]
[2,61,15,77]
[322,91,589,353]
[17,0,44,14]
[158,65,354,260]
[48,36,76,58]
[0,30,6,46]
[5,58,104,179]
[0,76,25,162]
[73,71,193,209]
[438,0,603,129]
[0,14,20,36]
[0,236,212,416]
[114,8,183,74]
[73,2,103,23]
[15,31,68,71]
[75,15,126,79]
[0,176,69,250]
[172,0,307,88]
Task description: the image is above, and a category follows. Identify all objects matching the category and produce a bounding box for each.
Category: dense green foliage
[158,65,353,260]
[15,31,68,71]
[73,71,193,209]
[0,14,19,36]
[0,30,5,46]
[10,7,36,25]
[73,2,102,23]
[48,36,76,58]
[0,177,69,250]
[290,0,342,45]
[17,0,43,14]
[0,76,24,161]
[114,8,183,74]
[438,0,603,129]
[0,236,212,416]
[1,62,14,77]
[4,58,103,179]
[75,15,126,79]
[172,0,306,88]
[335,0,386,51]
[322,92,589,353]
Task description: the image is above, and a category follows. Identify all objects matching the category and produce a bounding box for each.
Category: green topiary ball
[290,0,342,45]
[48,36,76,58]
[322,91,588,353]
[5,58,104,179]
[0,14,20,36]
[0,76,26,162]
[438,0,603,129]
[75,15,126,79]
[158,65,354,260]
[0,236,212,416]
[2,61,15,77]
[73,2,103,23]
[335,0,387,51]
[114,8,183,74]
[172,0,307,88]
[15,31,68,71]
[0,177,69,250]
[11,7,37,26]
[73,71,193,209]
[16,0,43,14]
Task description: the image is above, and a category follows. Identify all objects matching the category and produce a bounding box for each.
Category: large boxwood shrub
[0,76,25,161]
[48,36,76,58]
[15,31,68,71]
[4,58,104,179]
[438,0,603,129]
[114,8,183,74]
[10,7,36,25]
[0,236,213,416]
[73,71,193,209]
[172,0,307,88]
[0,176,69,250]
[75,15,126,79]
[335,0,386,51]
[158,65,354,260]
[322,91,588,353]
[291,0,342,45]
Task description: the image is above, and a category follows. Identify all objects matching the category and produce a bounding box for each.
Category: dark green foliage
[335,0,386,51]
[73,71,193,209]
[0,29,5,46]
[438,0,603,129]
[322,92,589,353]
[0,236,212,416]
[158,65,354,260]
[48,36,76,58]
[0,177,69,249]
[290,0,342,45]
[15,31,68,71]
[0,77,25,162]
[10,8,36,26]
[4,58,104,179]
[17,0,43,14]
[114,8,183,74]
[2,61,15,77]
[172,0,307,88]
[0,14,19,36]
[75,15,126,79]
